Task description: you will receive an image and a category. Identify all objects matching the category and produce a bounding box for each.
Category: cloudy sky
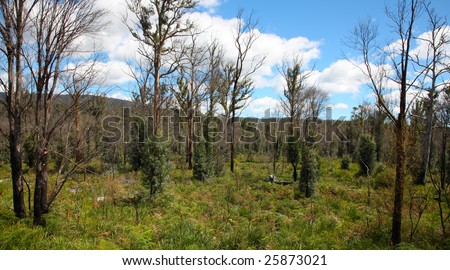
[92,0,450,118]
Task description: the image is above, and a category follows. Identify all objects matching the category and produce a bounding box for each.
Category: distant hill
[0,92,133,108]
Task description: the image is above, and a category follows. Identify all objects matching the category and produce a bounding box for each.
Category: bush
[193,141,210,181]
[358,134,376,176]
[372,164,395,189]
[141,139,169,198]
[127,120,146,171]
[211,145,227,177]
[128,140,143,172]
[341,156,350,170]
[300,146,319,198]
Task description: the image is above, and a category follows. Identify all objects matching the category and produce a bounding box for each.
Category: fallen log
[272,180,296,185]
[267,175,296,185]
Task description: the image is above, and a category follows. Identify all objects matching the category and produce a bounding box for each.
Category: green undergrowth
[0,157,448,250]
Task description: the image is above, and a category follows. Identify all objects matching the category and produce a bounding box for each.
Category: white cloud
[198,0,221,7]
[94,0,140,61]
[109,91,132,101]
[198,0,221,13]
[411,26,450,60]
[245,96,281,117]
[310,60,367,95]
[65,60,134,86]
[73,1,407,105]
[188,12,321,91]
[328,103,349,110]
[97,61,135,85]
[71,2,324,97]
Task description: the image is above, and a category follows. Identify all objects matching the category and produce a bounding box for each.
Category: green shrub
[341,156,350,170]
[212,146,227,176]
[358,134,376,176]
[127,119,146,171]
[193,141,210,181]
[373,164,395,189]
[300,146,319,198]
[141,139,169,198]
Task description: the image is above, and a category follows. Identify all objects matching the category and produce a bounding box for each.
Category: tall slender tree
[0,0,38,219]
[219,9,265,173]
[28,0,105,226]
[173,29,209,169]
[414,3,450,185]
[348,0,423,246]
[280,57,311,181]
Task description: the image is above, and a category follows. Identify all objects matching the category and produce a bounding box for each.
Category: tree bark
[33,143,49,226]
[1,0,29,219]
[153,49,161,135]
[392,108,407,247]
[10,128,26,218]
[230,110,235,173]
[186,114,193,170]
[74,92,83,163]
[418,77,437,185]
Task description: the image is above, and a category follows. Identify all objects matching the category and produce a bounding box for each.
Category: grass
[0,156,448,250]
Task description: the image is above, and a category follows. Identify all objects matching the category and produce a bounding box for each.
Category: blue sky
[93,0,450,119]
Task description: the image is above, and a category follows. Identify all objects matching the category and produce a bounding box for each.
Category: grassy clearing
[0,157,448,250]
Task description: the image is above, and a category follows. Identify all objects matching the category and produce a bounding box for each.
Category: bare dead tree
[172,28,209,170]
[303,86,329,143]
[126,0,196,134]
[432,86,450,236]
[205,40,224,119]
[62,57,105,164]
[414,3,450,185]
[348,0,423,246]
[26,0,106,226]
[0,0,38,218]
[218,62,233,122]
[220,9,265,173]
[127,55,153,115]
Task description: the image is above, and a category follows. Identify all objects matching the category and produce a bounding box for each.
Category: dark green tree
[358,134,377,176]
[127,119,146,171]
[300,146,319,198]
[141,139,169,198]
[193,141,210,181]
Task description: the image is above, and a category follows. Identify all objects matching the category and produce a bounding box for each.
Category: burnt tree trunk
[153,47,161,135]
[186,109,193,170]
[2,0,28,219]
[74,92,83,163]
[272,139,279,175]
[230,110,235,173]
[392,122,406,246]
[293,164,298,182]
[10,126,26,218]
[33,142,49,226]
[418,75,437,185]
